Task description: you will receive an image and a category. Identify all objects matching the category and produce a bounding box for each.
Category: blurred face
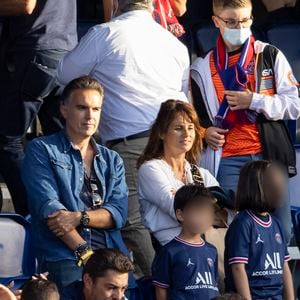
[265,167,287,209]
[162,114,196,156]
[60,89,102,140]
[176,202,215,235]
[84,270,129,300]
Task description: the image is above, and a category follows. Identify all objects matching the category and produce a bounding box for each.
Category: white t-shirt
[137,159,219,245]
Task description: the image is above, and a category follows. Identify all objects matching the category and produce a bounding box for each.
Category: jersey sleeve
[225,217,251,265]
[152,246,172,289]
[284,246,291,262]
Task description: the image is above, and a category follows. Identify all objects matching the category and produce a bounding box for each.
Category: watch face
[82,218,89,226]
[81,213,90,226]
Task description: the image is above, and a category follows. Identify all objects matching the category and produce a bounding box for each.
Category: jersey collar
[246,210,272,228]
[175,236,205,247]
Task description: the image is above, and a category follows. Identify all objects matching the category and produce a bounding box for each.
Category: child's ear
[175,209,184,223]
[212,15,221,29]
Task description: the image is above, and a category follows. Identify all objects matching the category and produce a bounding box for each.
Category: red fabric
[152,0,185,37]
[215,34,255,70]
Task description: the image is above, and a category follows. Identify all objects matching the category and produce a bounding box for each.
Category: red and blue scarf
[213,35,257,129]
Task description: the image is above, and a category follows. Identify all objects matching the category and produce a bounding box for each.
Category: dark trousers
[110,138,155,277]
[0,49,66,216]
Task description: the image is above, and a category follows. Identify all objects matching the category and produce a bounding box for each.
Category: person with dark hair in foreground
[224,160,294,300]
[61,248,134,300]
[152,184,219,300]
[21,279,59,300]
[21,76,135,291]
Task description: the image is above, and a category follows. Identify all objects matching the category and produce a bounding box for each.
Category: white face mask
[223,27,252,46]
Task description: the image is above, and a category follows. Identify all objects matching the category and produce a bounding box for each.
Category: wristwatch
[80,211,90,227]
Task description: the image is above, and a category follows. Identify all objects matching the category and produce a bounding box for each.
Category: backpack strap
[190,164,205,186]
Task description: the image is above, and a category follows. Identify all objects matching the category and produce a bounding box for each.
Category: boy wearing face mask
[190,0,300,242]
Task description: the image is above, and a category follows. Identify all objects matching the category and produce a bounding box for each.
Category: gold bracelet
[77,249,94,267]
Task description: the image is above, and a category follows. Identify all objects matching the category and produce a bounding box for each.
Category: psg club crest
[207,258,214,268]
[275,233,282,244]
[246,59,255,75]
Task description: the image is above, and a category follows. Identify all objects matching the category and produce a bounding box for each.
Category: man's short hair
[213,0,252,15]
[117,0,152,14]
[174,184,216,214]
[83,248,134,282]
[61,76,104,103]
[21,279,59,300]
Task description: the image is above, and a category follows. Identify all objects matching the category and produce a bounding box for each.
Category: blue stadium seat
[292,206,300,248]
[194,22,219,57]
[0,214,36,290]
[194,23,266,57]
[265,22,300,82]
[77,19,100,41]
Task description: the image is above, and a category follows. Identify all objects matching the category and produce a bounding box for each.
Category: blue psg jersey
[224,210,290,300]
[152,236,219,300]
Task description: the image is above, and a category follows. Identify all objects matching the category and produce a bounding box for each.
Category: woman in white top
[137,100,219,246]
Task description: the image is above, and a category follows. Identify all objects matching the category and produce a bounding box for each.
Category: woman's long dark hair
[137,100,203,168]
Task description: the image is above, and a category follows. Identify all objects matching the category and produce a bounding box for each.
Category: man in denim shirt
[21,76,134,290]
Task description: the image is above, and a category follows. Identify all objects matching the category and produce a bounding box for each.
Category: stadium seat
[0,214,36,290]
[265,22,300,82]
[77,19,100,41]
[292,206,300,248]
[194,22,266,57]
[194,22,219,57]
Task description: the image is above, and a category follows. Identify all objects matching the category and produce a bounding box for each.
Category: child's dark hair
[174,184,215,214]
[212,293,246,300]
[236,160,285,213]
[21,278,59,300]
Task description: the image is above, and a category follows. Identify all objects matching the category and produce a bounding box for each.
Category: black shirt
[80,165,106,249]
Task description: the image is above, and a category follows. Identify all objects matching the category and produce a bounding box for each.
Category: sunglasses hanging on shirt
[90,178,104,207]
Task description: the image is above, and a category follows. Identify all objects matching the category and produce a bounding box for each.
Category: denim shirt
[21,130,129,264]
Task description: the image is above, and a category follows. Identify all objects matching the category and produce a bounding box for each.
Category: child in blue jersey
[152,184,219,300]
[224,160,294,300]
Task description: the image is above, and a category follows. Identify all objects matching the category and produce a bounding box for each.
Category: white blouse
[137,159,219,246]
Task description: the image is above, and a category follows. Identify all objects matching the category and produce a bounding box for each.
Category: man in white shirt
[57,0,190,277]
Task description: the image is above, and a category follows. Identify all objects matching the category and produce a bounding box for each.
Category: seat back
[0,218,26,277]
[266,23,300,82]
[0,214,36,288]
[77,20,100,41]
[291,207,300,248]
[194,22,219,57]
